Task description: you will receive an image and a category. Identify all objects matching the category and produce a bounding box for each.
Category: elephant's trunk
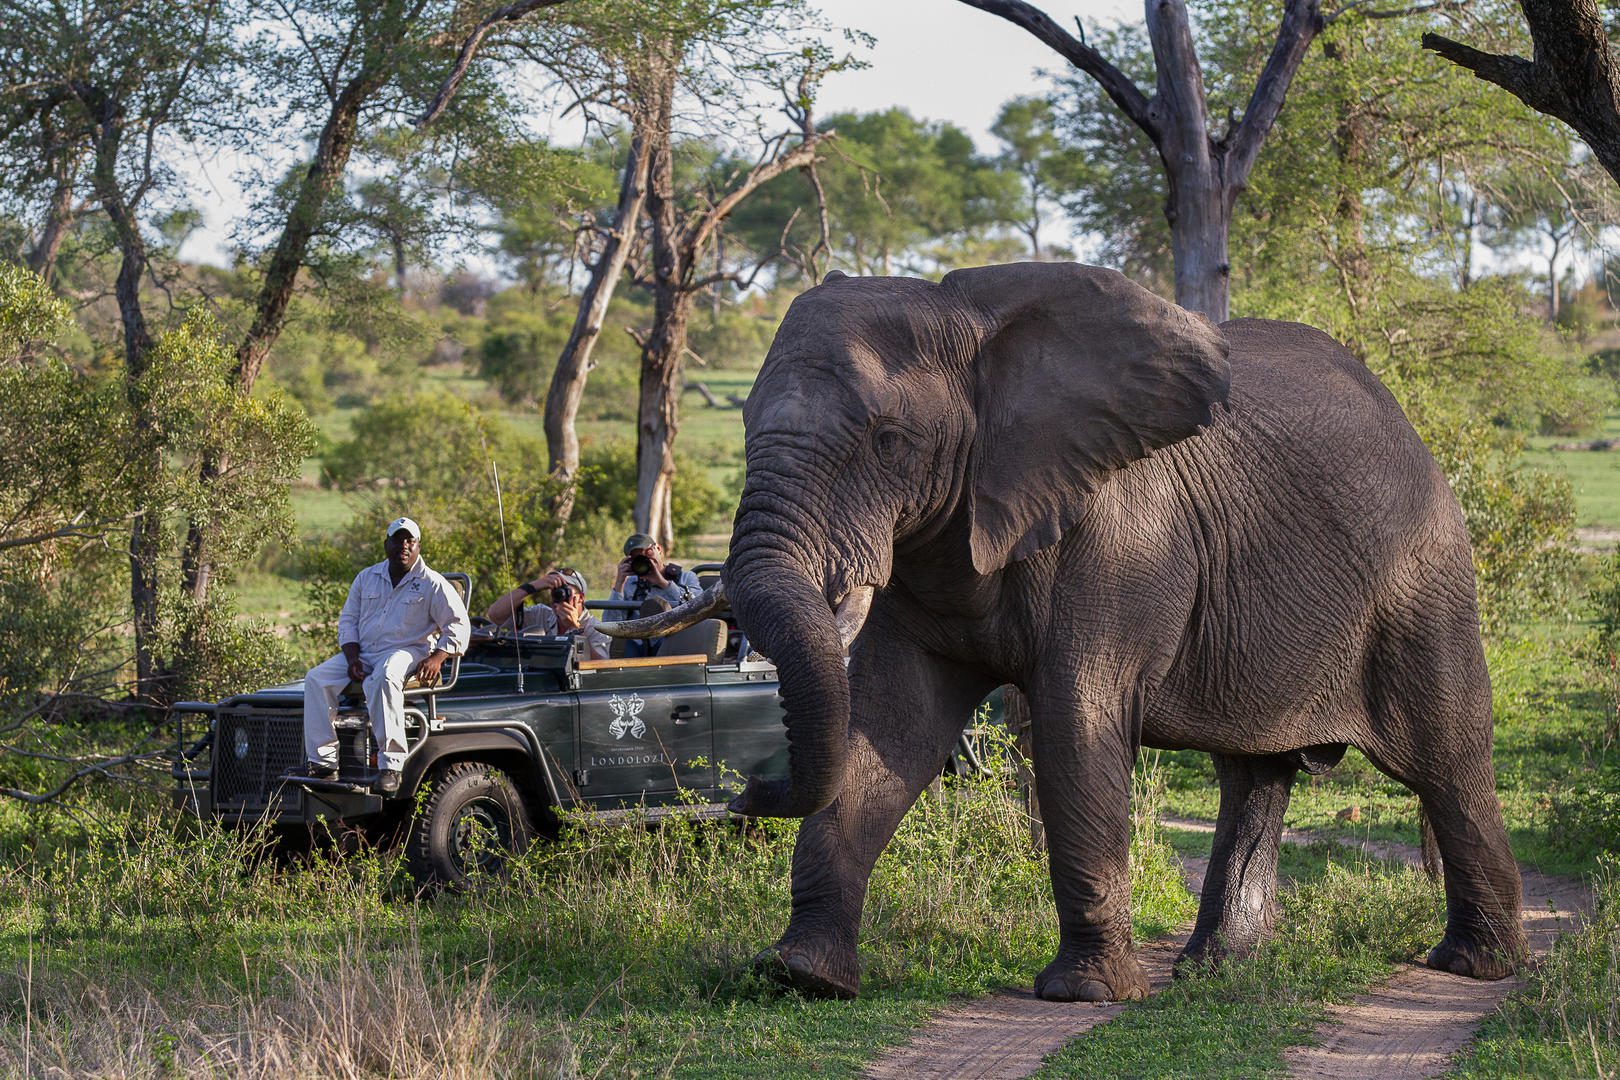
[597,580,728,638]
[724,541,851,819]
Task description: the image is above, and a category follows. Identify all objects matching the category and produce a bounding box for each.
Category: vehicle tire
[406,761,533,889]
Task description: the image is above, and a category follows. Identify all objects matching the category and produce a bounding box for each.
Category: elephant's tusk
[596,580,729,638]
[833,586,874,652]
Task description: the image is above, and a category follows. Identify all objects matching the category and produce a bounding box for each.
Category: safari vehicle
[172,570,794,888]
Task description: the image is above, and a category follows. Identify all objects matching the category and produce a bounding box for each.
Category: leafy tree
[309,393,720,623]
[731,108,1019,277]
[1478,154,1620,319]
[1,265,314,713]
[989,95,1081,260]
[0,0,239,696]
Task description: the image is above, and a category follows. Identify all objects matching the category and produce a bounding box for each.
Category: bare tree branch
[414,0,575,128]
[0,748,170,806]
[0,519,124,553]
[1424,0,1620,187]
[1228,0,1324,192]
[955,0,1159,141]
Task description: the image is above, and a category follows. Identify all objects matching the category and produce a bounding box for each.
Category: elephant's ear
[942,263,1231,576]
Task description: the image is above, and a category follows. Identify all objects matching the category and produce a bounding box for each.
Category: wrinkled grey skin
[722,262,1526,1003]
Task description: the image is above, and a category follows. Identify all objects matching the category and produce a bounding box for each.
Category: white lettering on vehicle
[589,752,671,767]
[608,692,646,740]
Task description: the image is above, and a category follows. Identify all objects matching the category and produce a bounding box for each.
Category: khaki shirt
[519,605,611,660]
[337,558,471,659]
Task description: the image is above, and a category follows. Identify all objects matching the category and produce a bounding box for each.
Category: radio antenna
[490,455,525,693]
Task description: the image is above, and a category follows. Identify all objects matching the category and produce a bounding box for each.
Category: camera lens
[629,555,652,576]
[550,583,575,604]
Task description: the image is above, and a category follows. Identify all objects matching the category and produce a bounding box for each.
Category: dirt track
[861,823,1589,1080]
[1282,847,1588,1078]
[862,858,1208,1080]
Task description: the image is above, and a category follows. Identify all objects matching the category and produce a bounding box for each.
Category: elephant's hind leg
[1176,752,1296,974]
[1361,604,1526,979]
[1410,765,1525,979]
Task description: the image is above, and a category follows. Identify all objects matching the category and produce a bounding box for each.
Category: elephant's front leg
[1031,682,1149,1003]
[761,635,992,998]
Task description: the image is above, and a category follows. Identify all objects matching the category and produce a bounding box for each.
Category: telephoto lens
[629,555,653,576]
[550,583,575,604]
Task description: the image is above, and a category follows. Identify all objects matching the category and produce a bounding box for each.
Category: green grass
[1525,411,1620,538]
[1,632,1614,1076]
[0,757,1191,1078]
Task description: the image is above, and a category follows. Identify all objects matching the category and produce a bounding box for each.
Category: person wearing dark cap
[485,566,610,660]
[607,534,701,657]
[609,533,701,613]
[299,516,470,793]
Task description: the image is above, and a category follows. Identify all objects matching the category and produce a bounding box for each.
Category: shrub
[577,438,728,544]
[1594,548,1620,662]
[1428,423,1579,632]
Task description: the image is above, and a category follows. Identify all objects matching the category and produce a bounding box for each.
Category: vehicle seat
[657,618,728,663]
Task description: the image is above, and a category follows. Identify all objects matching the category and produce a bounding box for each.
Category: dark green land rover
[172,586,789,888]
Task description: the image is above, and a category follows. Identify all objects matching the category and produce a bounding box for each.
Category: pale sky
[811,0,1139,146]
[181,1,1146,267]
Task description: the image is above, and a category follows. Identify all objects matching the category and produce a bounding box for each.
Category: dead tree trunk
[1425,0,1620,190]
[631,93,832,545]
[958,0,1323,320]
[543,113,652,533]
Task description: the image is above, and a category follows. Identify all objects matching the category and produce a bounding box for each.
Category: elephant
[611,261,1527,1003]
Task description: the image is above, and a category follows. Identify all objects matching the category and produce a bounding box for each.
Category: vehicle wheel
[406,761,533,889]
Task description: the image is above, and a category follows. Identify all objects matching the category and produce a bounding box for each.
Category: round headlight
[233,727,250,760]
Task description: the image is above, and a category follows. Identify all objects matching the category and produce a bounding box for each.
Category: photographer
[608,533,701,615]
[486,566,610,660]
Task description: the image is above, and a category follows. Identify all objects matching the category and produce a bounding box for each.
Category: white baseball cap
[386,516,420,538]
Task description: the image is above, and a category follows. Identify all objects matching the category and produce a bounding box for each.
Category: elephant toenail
[1077,979,1111,1002]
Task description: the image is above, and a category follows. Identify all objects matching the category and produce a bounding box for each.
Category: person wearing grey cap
[607,533,701,657]
[298,516,471,793]
[485,565,610,660]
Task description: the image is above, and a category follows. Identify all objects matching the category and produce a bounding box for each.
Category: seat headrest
[659,618,728,663]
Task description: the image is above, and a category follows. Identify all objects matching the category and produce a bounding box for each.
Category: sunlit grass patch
[0,755,1194,1079]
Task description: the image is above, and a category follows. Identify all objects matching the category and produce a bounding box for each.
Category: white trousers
[303,646,427,771]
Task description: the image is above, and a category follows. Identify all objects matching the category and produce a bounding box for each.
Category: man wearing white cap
[299,516,471,793]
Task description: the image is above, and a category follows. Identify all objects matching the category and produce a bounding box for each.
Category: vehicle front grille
[213,708,304,809]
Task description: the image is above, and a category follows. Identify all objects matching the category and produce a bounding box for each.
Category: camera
[629,554,653,577]
[549,583,576,604]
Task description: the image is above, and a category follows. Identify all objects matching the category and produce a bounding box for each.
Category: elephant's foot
[1034,948,1149,1003]
[752,937,860,999]
[1172,930,1225,978]
[1173,919,1275,978]
[1425,924,1525,981]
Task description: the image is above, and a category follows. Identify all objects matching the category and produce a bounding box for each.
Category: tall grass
[0,754,1195,1078]
[1449,853,1620,1078]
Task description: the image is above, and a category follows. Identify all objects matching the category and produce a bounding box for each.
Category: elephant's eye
[874,425,911,466]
